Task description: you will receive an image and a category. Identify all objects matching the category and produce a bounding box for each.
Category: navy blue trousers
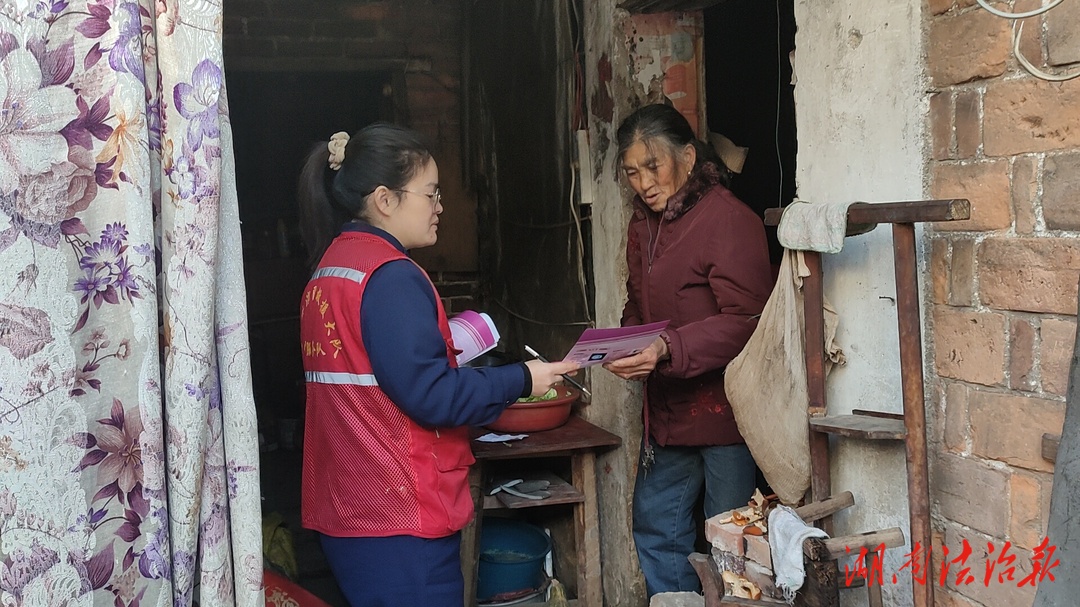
[319,532,464,607]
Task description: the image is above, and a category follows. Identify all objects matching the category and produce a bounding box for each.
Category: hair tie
[327,131,350,171]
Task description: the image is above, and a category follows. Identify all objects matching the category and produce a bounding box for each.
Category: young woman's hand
[602,335,668,381]
[524,360,580,397]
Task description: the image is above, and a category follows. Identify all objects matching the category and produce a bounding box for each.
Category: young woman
[297,122,577,607]
[602,104,773,596]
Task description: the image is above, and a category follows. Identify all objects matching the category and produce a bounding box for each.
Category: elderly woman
[602,104,773,596]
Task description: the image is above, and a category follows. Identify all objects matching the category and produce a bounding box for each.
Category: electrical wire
[1012,20,1080,81]
[490,297,594,327]
[975,0,1079,81]
[976,0,1063,19]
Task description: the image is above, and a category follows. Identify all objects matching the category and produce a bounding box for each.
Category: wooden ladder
[691,199,971,607]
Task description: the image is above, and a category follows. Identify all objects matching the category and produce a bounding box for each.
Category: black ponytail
[297,122,432,267]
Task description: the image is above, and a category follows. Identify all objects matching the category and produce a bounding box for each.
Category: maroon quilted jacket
[621,163,773,447]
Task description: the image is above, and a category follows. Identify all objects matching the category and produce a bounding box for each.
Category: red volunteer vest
[299,232,474,538]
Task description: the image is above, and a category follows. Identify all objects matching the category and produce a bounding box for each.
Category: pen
[524,345,592,398]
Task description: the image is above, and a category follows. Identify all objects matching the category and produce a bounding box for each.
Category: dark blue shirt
[344,223,531,428]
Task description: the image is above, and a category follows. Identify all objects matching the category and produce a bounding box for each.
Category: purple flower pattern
[0,1,261,606]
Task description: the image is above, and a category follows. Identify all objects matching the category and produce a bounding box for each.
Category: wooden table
[462,415,621,606]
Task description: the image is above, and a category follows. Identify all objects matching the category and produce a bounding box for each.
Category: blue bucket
[476,518,552,602]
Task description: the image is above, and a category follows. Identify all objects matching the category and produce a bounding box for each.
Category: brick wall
[223,0,477,272]
[926,1,1079,604]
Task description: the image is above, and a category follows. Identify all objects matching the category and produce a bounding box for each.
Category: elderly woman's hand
[602,335,668,381]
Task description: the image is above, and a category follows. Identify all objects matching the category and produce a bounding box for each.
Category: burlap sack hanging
[724,249,845,505]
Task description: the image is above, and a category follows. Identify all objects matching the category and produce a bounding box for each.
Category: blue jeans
[633,442,757,597]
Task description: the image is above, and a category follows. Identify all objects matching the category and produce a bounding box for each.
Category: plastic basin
[476,518,552,602]
[485,386,581,433]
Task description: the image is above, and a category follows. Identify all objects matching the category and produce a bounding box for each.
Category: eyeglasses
[395,188,442,207]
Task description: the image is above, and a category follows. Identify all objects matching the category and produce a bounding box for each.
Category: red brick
[933,306,1007,386]
[969,390,1065,472]
[927,9,1010,86]
[954,90,981,158]
[943,523,1036,606]
[1042,152,1080,231]
[1009,317,1037,391]
[705,513,745,556]
[934,454,1009,535]
[949,238,976,306]
[984,77,1080,156]
[944,381,970,453]
[1041,317,1077,396]
[931,92,953,161]
[744,534,771,569]
[978,238,1080,314]
[1014,0,1047,67]
[932,238,949,304]
[1011,156,1038,235]
[931,161,1012,232]
[928,0,954,15]
[1046,0,1080,66]
[342,2,393,22]
[1010,472,1048,549]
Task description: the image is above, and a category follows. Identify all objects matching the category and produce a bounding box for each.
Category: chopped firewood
[721,569,763,600]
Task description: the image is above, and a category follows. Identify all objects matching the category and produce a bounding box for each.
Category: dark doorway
[227,69,395,607]
[704,0,796,265]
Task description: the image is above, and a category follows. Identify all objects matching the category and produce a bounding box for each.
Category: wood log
[793,491,855,523]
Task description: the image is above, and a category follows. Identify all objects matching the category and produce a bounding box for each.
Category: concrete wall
[791,1,927,605]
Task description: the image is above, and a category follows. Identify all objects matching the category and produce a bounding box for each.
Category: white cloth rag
[776,200,875,254]
[768,505,829,603]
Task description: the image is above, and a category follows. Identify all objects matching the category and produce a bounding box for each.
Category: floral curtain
[0,0,263,605]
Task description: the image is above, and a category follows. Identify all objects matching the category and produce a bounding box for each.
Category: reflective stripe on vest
[305,371,379,386]
[311,265,367,284]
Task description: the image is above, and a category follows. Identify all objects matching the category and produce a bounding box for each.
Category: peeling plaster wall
[792,1,927,605]
[584,2,705,605]
[584,4,648,604]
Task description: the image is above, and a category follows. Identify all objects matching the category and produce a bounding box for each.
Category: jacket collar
[634,160,726,222]
[341,221,407,254]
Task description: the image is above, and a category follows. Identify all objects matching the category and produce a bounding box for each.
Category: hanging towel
[768,505,830,603]
[776,200,876,254]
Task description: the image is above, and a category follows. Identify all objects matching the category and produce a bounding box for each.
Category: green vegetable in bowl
[516,388,558,403]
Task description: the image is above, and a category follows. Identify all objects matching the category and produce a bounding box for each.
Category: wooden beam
[617,0,728,13]
[763,199,970,227]
[794,491,855,523]
[809,527,906,560]
[893,223,934,607]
